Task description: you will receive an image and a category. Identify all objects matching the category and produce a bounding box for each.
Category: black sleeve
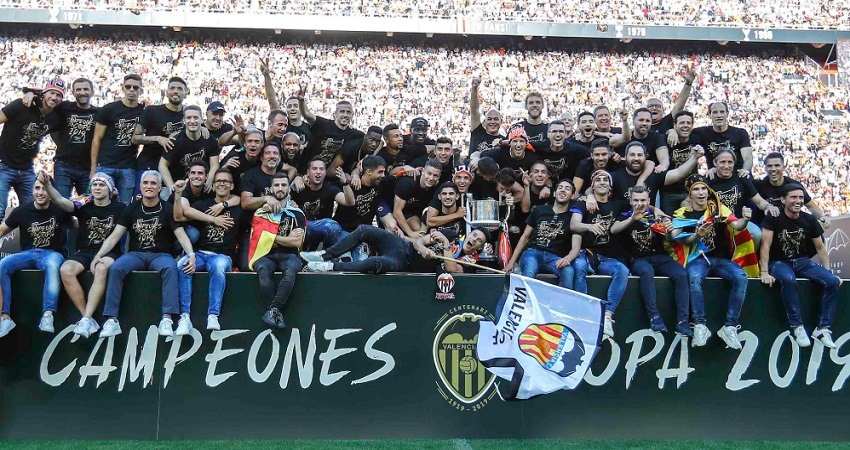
[240,170,257,195]
[760,213,776,231]
[1,99,25,119]
[739,128,752,148]
[3,207,20,230]
[410,155,428,168]
[139,107,154,131]
[394,177,416,201]
[742,177,758,200]
[807,214,824,239]
[118,203,135,228]
[525,206,540,227]
[95,103,112,126]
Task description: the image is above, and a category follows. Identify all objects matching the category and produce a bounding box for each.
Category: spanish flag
[248,201,304,270]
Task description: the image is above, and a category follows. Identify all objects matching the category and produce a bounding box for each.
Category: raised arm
[39,170,74,212]
[470,77,482,130]
[671,67,696,117]
[260,56,279,110]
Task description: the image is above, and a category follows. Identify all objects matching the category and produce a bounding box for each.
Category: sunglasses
[123,85,141,91]
[214,179,233,185]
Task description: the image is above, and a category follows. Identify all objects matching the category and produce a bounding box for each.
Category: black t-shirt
[376,147,417,206]
[220,147,260,192]
[173,186,215,205]
[338,138,369,174]
[762,211,822,261]
[4,202,70,251]
[402,135,432,161]
[287,121,313,153]
[394,176,437,218]
[469,176,498,201]
[268,208,307,255]
[95,100,145,169]
[302,116,363,172]
[334,182,381,231]
[708,173,758,218]
[118,200,182,253]
[752,176,813,224]
[538,144,588,182]
[470,123,502,155]
[53,101,100,169]
[192,198,243,256]
[205,122,233,142]
[615,209,668,259]
[610,168,667,201]
[0,99,61,169]
[480,147,537,173]
[650,113,674,136]
[163,132,219,181]
[693,126,752,171]
[567,136,595,152]
[138,104,184,170]
[661,137,700,194]
[514,120,549,153]
[240,166,276,199]
[614,131,666,164]
[681,208,732,259]
[574,157,623,185]
[526,204,573,257]
[292,183,341,221]
[74,200,125,251]
[570,198,625,257]
[426,199,466,237]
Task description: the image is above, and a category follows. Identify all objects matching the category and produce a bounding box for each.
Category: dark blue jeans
[253,252,303,311]
[687,256,747,326]
[103,251,179,318]
[573,251,628,313]
[0,161,34,222]
[96,166,135,205]
[325,224,410,274]
[0,249,64,314]
[630,253,689,324]
[303,218,345,251]
[770,258,841,328]
[177,252,232,315]
[54,161,90,198]
[519,247,575,290]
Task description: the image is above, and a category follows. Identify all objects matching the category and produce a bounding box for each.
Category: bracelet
[221,201,228,209]
[685,81,693,86]
[188,253,195,258]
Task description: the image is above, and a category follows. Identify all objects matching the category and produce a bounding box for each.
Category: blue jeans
[0,162,34,222]
[96,166,135,205]
[687,256,748,326]
[770,258,841,328]
[253,252,303,311]
[0,249,64,314]
[597,254,629,314]
[177,252,231,315]
[518,247,575,290]
[304,218,345,251]
[572,252,589,294]
[630,254,689,324]
[103,251,179,318]
[54,162,90,198]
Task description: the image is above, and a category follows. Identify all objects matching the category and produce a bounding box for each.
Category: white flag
[476,274,604,400]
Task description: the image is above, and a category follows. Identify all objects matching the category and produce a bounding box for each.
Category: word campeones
[40,324,396,390]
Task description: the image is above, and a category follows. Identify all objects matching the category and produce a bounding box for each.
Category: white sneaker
[159,317,174,337]
[717,325,742,350]
[38,314,55,333]
[299,250,326,263]
[603,316,615,338]
[305,261,334,272]
[100,318,122,338]
[692,324,711,347]
[88,318,100,336]
[207,314,221,331]
[793,325,811,347]
[0,317,16,338]
[73,318,91,338]
[175,313,192,336]
[813,328,837,349]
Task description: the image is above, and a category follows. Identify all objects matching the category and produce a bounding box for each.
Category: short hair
[139,170,162,184]
[267,109,286,123]
[713,148,738,163]
[183,105,202,116]
[168,76,188,88]
[557,178,575,191]
[213,168,233,180]
[436,136,453,146]
[593,105,610,116]
[781,183,806,197]
[188,160,209,173]
[477,157,498,176]
[281,131,300,142]
[632,107,652,119]
[625,141,647,155]
[708,102,729,113]
[674,111,694,122]
[336,100,353,108]
[383,123,399,136]
[244,128,264,142]
[590,138,610,152]
[629,184,650,197]
[72,77,94,90]
[471,227,492,242]
[577,111,594,123]
[765,152,785,164]
[284,96,299,104]
[263,142,282,154]
[438,181,460,196]
[361,155,386,172]
[547,120,567,131]
[123,74,142,83]
[424,158,443,172]
[497,167,517,186]
[367,125,383,135]
[530,161,549,172]
[524,91,544,105]
[272,172,290,183]
[307,156,327,168]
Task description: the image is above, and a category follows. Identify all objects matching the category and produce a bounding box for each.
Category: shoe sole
[0,323,16,338]
[716,330,742,350]
[299,252,325,263]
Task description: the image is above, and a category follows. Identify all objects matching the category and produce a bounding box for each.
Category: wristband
[221,201,228,209]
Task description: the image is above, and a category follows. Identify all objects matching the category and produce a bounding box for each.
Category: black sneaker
[676,321,694,337]
[262,308,280,329]
[274,309,286,330]
[650,316,668,333]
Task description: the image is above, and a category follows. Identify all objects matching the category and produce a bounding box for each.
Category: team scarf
[247,199,304,270]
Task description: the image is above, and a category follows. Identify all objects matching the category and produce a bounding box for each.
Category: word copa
[585,329,850,391]
[40,323,397,391]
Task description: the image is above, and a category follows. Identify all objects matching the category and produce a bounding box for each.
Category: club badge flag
[476,274,604,400]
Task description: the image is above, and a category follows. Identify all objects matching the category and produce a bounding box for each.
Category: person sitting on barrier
[300,225,489,274]
[672,174,752,350]
[238,142,284,270]
[610,185,692,337]
[752,152,829,229]
[292,156,355,250]
[393,158,443,238]
[519,161,554,216]
[248,172,306,330]
[173,169,243,332]
[506,179,582,291]
[42,171,125,338]
[94,170,196,338]
[758,183,842,348]
[569,170,630,339]
[0,177,71,338]
[425,181,466,237]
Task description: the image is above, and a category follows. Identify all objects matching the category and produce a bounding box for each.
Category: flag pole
[432,255,506,274]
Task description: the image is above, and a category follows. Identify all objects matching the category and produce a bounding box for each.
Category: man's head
[452,165,474,193]
[206,101,225,130]
[577,111,595,138]
[529,161,550,188]
[364,126,383,153]
[410,117,429,144]
[590,139,611,169]
[476,157,499,182]
[334,101,354,128]
[497,168,517,196]
[244,129,264,158]
[182,105,203,132]
[139,170,162,200]
[628,184,651,212]
[306,156,327,187]
[713,149,737,179]
[434,137,453,165]
[361,155,386,186]
[674,111,694,139]
[593,105,611,130]
[764,152,785,183]
[271,172,291,201]
[281,132,301,161]
[685,174,712,209]
[188,161,209,189]
[89,172,117,201]
[483,108,502,135]
[524,92,544,120]
[780,183,806,214]
[646,98,665,122]
[708,102,729,129]
[590,170,612,197]
[508,126,529,159]
[33,178,49,207]
[632,107,652,138]
[261,143,282,171]
[463,228,490,255]
[383,124,403,151]
[211,168,234,198]
[554,179,574,205]
[39,77,65,109]
[624,142,647,174]
[437,181,460,209]
[72,78,93,107]
[547,120,567,147]
[267,110,287,139]
[421,159,443,189]
[284,97,302,122]
[166,76,188,107]
[122,74,143,103]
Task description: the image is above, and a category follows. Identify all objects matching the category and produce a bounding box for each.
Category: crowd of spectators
[1,0,850,29]
[0,28,848,216]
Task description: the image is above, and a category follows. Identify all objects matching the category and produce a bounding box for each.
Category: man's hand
[199,127,210,140]
[555,256,572,269]
[293,176,305,192]
[335,167,349,185]
[666,129,679,147]
[610,153,622,163]
[520,169,530,187]
[588,223,607,236]
[182,254,196,275]
[350,175,362,190]
[173,179,188,195]
[388,223,404,237]
[90,256,103,273]
[259,56,271,76]
[631,208,647,223]
[539,186,551,199]
[691,145,705,159]
[407,229,426,238]
[683,66,697,84]
[765,205,780,217]
[818,216,831,230]
[206,202,225,217]
[222,157,240,170]
[212,215,235,229]
[695,222,712,238]
[585,195,599,213]
[22,92,36,107]
[471,76,481,89]
[154,135,176,152]
[232,114,245,134]
[760,272,775,287]
[504,194,515,207]
[741,206,752,221]
[705,167,717,180]
[455,206,467,219]
[289,228,305,240]
[37,169,52,186]
[737,169,751,179]
[503,260,516,272]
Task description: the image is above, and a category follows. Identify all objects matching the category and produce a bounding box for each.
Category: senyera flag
[476,274,604,400]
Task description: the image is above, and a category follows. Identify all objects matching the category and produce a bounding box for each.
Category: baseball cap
[410,117,429,129]
[453,164,474,178]
[207,101,226,113]
[507,125,529,142]
[42,77,66,96]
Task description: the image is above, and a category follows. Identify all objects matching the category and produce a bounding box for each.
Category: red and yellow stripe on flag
[731,226,760,277]
[519,324,566,368]
[248,212,282,271]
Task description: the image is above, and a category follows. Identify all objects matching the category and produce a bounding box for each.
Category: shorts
[69,248,122,268]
